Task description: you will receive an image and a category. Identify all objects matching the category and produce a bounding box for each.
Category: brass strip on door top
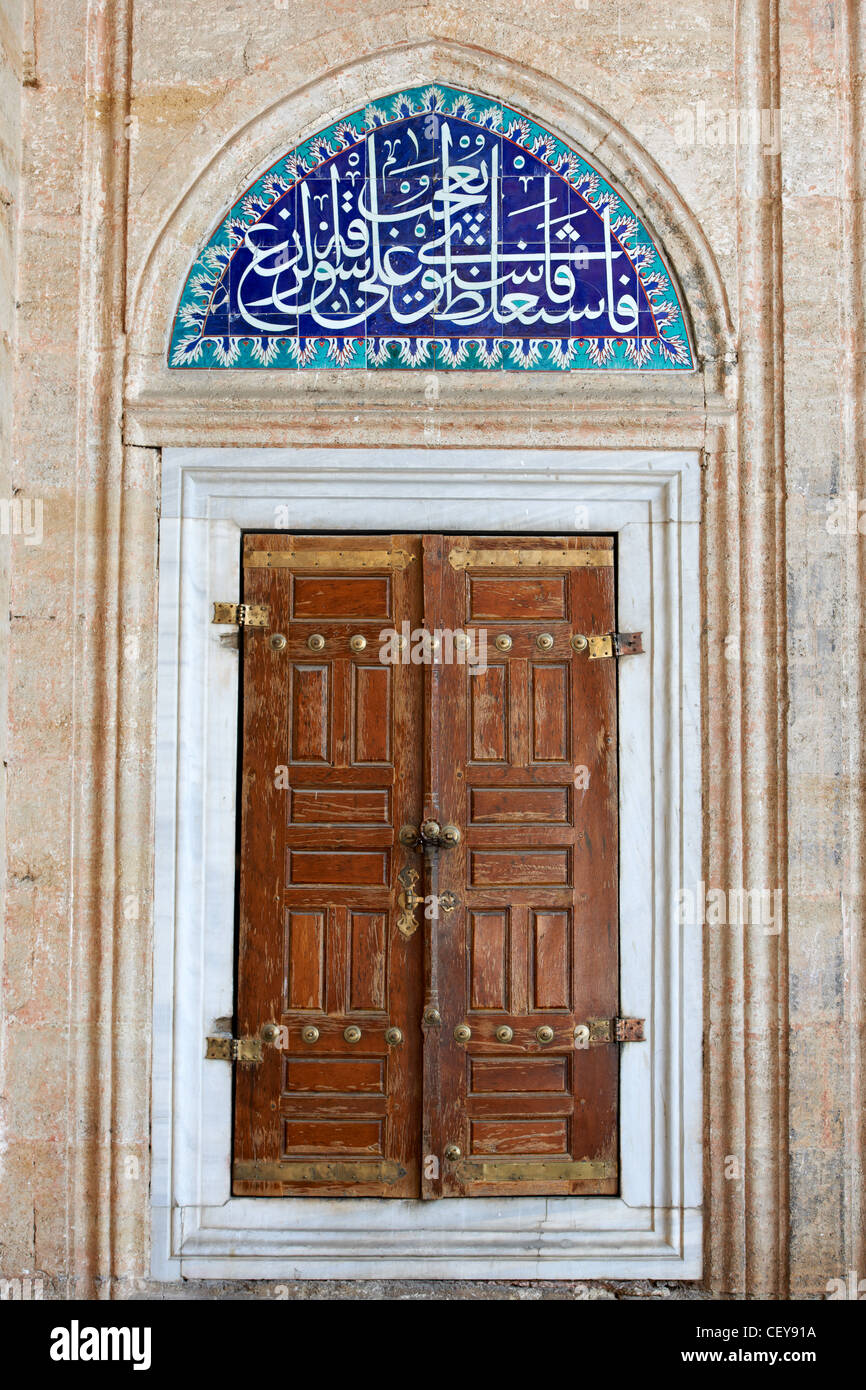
[447,548,613,570]
[244,548,416,570]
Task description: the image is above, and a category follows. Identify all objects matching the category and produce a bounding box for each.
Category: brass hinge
[244,548,415,571]
[205,1035,264,1063]
[582,1017,645,1044]
[586,632,644,659]
[448,547,613,571]
[212,602,270,627]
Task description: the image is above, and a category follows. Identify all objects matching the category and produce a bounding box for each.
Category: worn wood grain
[234,532,618,1198]
[435,535,619,1197]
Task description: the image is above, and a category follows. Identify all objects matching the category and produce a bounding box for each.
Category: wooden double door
[233,534,620,1198]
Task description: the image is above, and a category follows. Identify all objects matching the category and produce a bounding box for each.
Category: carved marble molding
[151,445,702,1280]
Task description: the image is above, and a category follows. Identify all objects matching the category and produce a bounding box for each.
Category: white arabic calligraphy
[234,122,641,334]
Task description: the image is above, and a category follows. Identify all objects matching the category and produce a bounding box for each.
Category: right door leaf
[428,535,620,1197]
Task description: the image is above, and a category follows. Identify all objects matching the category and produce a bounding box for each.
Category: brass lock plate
[396,865,422,938]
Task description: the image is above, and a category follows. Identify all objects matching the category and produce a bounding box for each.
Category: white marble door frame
[151,446,702,1280]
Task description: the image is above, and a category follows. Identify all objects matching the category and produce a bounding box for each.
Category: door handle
[395,819,461,940]
[396,819,461,1047]
[396,865,423,939]
[397,820,461,851]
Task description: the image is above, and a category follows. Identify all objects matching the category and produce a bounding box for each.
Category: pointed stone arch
[126,38,734,405]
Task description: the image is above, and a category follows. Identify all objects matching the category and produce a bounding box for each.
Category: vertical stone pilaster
[835,0,866,1294]
[704,0,790,1296]
[69,0,135,1298]
[0,0,23,1279]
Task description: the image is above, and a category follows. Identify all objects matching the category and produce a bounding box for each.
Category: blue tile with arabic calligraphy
[170,86,693,370]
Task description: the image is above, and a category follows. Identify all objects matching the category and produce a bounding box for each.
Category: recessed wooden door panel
[233,531,619,1199]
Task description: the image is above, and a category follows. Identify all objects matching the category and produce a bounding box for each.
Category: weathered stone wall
[783,0,865,1293]
[0,0,862,1298]
[0,2,23,1256]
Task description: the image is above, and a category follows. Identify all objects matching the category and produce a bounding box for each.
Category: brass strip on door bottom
[233,1159,407,1184]
[455,1159,613,1182]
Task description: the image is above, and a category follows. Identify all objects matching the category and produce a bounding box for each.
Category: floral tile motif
[169,86,693,371]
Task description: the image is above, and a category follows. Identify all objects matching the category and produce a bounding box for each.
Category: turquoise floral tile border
[169,85,694,372]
